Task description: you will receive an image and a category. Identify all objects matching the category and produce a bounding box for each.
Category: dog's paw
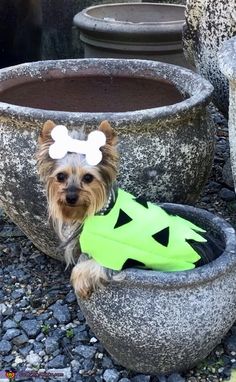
[70,260,109,299]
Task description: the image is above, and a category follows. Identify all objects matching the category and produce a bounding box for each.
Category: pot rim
[218,36,236,81]
[73,3,185,42]
[113,203,236,290]
[0,58,213,122]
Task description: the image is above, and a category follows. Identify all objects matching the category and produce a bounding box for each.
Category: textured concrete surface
[79,204,236,374]
[0,59,213,258]
[219,36,236,193]
[183,0,236,117]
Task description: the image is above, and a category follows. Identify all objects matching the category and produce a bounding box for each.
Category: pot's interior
[87,4,185,23]
[0,75,185,112]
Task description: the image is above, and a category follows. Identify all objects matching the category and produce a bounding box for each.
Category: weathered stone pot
[79,203,236,374]
[219,36,236,192]
[73,3,189,66]
[183,0,236,117]
[0,59,213,259]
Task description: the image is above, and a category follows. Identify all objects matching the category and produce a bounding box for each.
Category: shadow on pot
[78,203,236,375]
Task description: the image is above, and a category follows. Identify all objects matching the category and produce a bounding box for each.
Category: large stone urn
[79,203,236,374]
[219,36,236,193]
[0,59,213,258]
[74,3,189,67]
[183,0,236,117]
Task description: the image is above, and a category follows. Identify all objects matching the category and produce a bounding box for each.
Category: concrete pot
[0,59,213,259]
[79,203,236,374]
[219,36,236,192]
[73,3,189,67]
[183,0,236,117]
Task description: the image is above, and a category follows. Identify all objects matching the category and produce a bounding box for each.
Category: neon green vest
[80,189,206,272]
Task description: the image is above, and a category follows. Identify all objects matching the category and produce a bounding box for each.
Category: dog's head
[37,120,118,227]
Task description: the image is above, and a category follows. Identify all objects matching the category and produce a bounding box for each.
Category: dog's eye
[82,173,94,183]
[56,172,67,182]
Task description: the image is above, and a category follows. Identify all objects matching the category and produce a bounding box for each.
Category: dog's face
[37,120,118,225]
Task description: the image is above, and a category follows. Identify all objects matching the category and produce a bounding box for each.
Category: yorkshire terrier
[37,120,222,300]
[37,120,119,299]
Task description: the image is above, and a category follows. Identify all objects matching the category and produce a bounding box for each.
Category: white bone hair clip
[49,125,106,166]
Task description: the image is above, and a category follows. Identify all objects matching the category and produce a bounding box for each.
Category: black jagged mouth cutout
[122,259,146,269]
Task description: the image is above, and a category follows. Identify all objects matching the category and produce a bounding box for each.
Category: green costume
[80,189,206,272]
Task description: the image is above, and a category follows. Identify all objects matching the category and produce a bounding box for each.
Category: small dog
[37,120,119,298]
[37,120,222,299]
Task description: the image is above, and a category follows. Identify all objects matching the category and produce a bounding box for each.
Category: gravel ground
[1,107,236,382]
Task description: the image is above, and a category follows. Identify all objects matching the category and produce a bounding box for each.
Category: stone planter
[0,59,213,259]
[79,203,236,374]
[219,36,236,192]
[183,0,236,117]
[73,3,189,66]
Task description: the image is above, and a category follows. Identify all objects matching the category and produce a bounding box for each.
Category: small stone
[219,188,235,201]
[51,303,71,324]
[71,359,82,371]
[34,341,44,353]
[3,328,21,340]
[26,352,42,366]
[102,356,114,369]
[103,369,120,382]
[19,299,28,308]
[74,345,97,359]
[19,344,33,357]
[90,337,98,343]
[167,373,185,382]
[0,340,12,355]
[12,288,25,299]
[222,158,234,189]
[2,306,13,316]
[225,334,236,354]
[119,379,131,382]
[82,358,94,371]
[20,319,41,338]
[35,333,44,343]
[47,354,66,369]
[0,303,7,314]
[3,354,14,363]
[12,355,24,366]
[14,312,23,323]
[3,319,17,330]
[65,291,76,303]
[12,333,29,346]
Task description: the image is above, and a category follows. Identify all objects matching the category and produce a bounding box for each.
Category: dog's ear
[38,120,56,145]
[98,120,117,146]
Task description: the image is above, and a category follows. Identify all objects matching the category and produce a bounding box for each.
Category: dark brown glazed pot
[73,3,189,66]
[0,59,213,259]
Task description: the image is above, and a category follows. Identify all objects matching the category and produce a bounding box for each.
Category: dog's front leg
[71,258,111,299]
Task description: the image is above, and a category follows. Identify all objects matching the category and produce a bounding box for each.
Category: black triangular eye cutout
[134,197,149,209]
[122,259,146,269]
[114,209,133,229]
[152,227,170,247]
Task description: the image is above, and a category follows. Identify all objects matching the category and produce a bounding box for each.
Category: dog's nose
[66,193,78,205]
